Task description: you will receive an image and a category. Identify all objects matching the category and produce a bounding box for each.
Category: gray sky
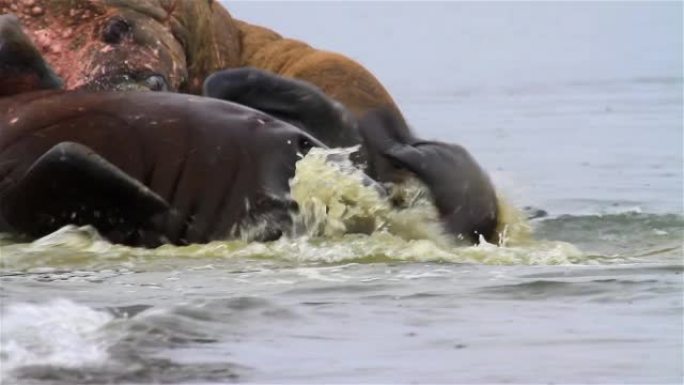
[225,2,682,93]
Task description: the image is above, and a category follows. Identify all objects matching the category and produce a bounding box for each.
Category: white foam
[0,299,114,377]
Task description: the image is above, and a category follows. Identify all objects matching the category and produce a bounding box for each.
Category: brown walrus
[0,13,327,247]
[0,0,400,118]
[0,91,327,246]
[0,10,501,245]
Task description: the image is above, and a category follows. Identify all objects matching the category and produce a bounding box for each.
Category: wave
[0,299,243,384]
[0,299,114,380]
[534,212,683,263]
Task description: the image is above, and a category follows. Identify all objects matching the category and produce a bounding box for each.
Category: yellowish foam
[290,147,451,246]
[0,148,587,270]
[290,147,534,247]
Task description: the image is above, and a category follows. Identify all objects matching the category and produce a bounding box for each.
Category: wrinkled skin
[0,0,398,118]
[0,0,245,92]
[0,15,325,247]
[0,91,325,246]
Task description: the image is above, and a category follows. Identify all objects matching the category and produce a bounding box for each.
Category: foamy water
[1,300,114,371]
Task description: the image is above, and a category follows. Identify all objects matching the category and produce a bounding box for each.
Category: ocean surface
[1,2,682,384]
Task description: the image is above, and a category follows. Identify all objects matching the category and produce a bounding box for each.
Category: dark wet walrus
[0,14,324,247]
[0,91,325,246]
[203,68,364,152]
[204,68,500,244]
[357,109,500,244]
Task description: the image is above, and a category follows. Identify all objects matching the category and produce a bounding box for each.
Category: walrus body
[0,90,321,246]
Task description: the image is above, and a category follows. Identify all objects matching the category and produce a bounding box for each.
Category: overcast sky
[224,2,682,93]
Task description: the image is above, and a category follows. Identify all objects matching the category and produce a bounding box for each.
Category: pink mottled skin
[0,0,189,91]
[0,0,400,117]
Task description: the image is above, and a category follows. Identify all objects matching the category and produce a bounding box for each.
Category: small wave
[534,212,684,262]
[0,299,114,379]
[479,278,675,301]
[535,212,684,239]
[0,225,586,271]
[0,299,245,384]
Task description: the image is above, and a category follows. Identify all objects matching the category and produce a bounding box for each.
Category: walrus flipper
[0,14,63,96]
[203,68,361,148]
[2,142,170,245]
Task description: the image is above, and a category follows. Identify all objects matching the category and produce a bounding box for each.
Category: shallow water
[1,2,683,384]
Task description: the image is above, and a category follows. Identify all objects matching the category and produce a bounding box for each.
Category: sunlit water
[1,3,683,384]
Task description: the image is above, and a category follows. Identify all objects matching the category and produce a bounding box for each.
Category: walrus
[203,68,500,243]
[0,0,400,119]
[358,109,500,244]
[0,14,327,247]
[1,11,501,245]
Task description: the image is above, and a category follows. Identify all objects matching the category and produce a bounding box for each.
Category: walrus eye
[102,17,132,44]
[144,75,168,92]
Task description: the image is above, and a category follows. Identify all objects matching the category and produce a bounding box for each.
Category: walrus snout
[79,72,169,92]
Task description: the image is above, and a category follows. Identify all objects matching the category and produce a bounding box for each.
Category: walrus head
[0,0,241,93]
[358,109,500,244]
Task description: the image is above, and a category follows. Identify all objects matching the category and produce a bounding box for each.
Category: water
[1,3,682,384]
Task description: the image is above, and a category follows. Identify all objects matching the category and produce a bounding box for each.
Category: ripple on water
[0,299,259,384]
[478,277,682,302]
[534,212,684,262]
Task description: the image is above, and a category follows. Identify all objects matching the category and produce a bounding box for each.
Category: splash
[290,147,534,247]
[0,299,114,379]
[290,147,451,246]
[495,194,534,246]
[0,148,587,270]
